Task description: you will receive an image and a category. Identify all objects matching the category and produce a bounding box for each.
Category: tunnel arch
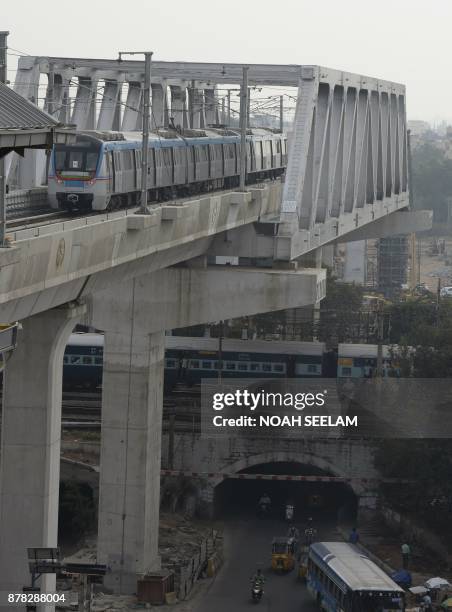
[210,450,368,497]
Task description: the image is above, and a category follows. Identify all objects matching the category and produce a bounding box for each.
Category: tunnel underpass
[214,461,358,524]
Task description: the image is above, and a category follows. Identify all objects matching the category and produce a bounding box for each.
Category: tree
[412,142,452,223]
[316,271,363,343]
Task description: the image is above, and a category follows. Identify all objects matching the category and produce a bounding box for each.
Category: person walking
[349,527,360,545]
[401,543,411,569]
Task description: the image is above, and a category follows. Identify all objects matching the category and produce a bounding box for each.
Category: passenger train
[48,127,287,212]
[61,334,399,391]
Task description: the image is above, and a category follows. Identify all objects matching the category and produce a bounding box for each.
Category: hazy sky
[2,0,451,123]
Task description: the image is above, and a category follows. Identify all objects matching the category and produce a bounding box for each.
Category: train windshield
[54,137,101,176]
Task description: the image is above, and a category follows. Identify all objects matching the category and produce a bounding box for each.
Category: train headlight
[56,177,63,184]
[88,179,95,185]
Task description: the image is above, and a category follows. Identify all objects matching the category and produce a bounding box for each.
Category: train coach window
[82,356,93,365]
[262,364,272,372]
[86,152,99,172]
[226,362,236,370]
[94,357,103,365]
[341,367,352,376]
[237,363,248,371]
[250,363,261,372]
[190,360,200,369]
[202,361,212,369]
[307,364,319,374]
[70,355,82,365]
[273,364,285,373]
[162,148,172,166]
[63,356,69,365]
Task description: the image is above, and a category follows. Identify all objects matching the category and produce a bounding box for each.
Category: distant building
[408,120,431,136]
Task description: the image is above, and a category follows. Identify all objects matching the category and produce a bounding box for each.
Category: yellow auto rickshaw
[298,552,308,581]
[271,537,296,573]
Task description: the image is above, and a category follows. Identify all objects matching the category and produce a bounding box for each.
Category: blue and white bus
[307,542,405,611]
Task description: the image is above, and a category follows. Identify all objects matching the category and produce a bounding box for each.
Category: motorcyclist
[285,499,295,520]
[251,568,265,588]
[258,493,271,513]
[304,517,317,546]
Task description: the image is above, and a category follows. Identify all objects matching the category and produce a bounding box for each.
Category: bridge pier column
[96,298,164,594]
[0,305,84,603]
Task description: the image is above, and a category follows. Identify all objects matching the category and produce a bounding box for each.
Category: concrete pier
[97,320,164,592]
[0,305,84,597]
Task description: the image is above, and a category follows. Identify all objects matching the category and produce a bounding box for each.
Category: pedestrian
[349,527,360,545]
[401,543,411,569]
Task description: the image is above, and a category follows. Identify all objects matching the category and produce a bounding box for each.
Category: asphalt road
[195,518,340,612]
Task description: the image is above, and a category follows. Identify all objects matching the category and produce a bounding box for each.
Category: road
[194,518,340,611]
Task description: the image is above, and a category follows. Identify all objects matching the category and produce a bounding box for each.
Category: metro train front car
[48,131,118,212]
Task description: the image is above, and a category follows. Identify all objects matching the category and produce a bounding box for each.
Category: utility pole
[0,31,9,248]
[227,89,231,126]
[239,66,249,191]
[118,51,153,213]
[376,302,384,378]
[218,320,224,383]
[279,95,284,132]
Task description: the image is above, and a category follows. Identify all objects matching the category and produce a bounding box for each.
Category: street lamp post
[0,31,10,247]
[118,50,153,214]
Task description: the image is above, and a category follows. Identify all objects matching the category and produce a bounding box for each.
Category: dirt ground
[419,235,452,291]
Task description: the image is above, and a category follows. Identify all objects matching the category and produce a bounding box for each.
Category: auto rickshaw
[298,552,308,581]
[271,537,296,573]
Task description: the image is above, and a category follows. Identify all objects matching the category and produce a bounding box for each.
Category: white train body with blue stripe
[48,128,287,212]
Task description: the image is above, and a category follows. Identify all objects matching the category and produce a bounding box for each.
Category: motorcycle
[257,502,271,518]
[251,581,263,603]
[285,503,294,521]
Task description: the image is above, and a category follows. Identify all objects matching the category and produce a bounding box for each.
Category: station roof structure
[0,82,75,157]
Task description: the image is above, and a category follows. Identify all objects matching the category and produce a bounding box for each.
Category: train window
[122,150,133,171]
[273,364,285,373]
[307,364,318,373]
[165,359,176,368]
[190,360,200,369]
[162,149,172,166]
[63,355,69,365]
[195,146,208,162]
[224,144,235,159]
[237,363,248,371]
[262,364,272,372]
[94,357,103,365]
[226,362,236,370]
[82,356,93,365]
[342,367,352,376]
[114,151,121,171]
[250,363,260,371]
[86,152,99,172]
[202,361,212,369]
[276,140,281,153]
[70,355,82,365]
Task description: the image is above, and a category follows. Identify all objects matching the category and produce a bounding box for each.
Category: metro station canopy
[0,82,75,157]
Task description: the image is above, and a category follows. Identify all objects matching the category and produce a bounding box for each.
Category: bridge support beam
[0,304,84,604]
[90,264,325,593]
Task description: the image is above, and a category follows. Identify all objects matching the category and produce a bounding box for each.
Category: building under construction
[376,235,409,297]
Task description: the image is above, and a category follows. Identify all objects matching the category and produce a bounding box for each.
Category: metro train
[62,334,399,391]
[48,127,287,212]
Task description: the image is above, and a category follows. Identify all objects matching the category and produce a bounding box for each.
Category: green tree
[412,142,452,222]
